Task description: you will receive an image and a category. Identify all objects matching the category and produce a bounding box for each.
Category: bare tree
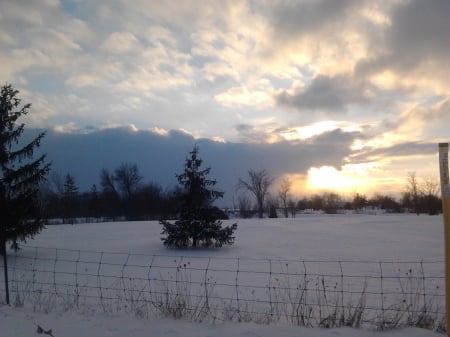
[422,177,439,197]
[238,169,274,218]
[266,194,278,218]
[422,177,441,215]
[114,163,142,200]
[277,177,292,218]
[406,171,420,215]
[236,194,254,218]
[287,199,297,218]
[100,168,117,195]
[323,192,342,214]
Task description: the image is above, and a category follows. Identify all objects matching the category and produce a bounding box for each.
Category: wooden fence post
[438,142,450,335]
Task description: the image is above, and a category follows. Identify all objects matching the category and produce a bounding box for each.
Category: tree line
[38,164,178,223]
[37,165,442,224]
[235,170,442,217]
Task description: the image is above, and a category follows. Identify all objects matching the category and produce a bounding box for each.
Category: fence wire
[0,245,446,331]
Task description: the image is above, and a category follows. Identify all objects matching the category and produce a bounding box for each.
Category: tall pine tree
[160,146,237,248]
[0,84,50,254]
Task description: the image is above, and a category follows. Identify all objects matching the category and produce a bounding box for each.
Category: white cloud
[102,32,141,54]
[215,85,272,108]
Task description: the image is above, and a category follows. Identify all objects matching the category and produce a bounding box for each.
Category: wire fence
[0,245,446,331]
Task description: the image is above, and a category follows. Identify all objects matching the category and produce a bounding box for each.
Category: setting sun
[307,166,356,192]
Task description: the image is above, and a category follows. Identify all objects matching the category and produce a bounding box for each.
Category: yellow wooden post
[439,142,450,335]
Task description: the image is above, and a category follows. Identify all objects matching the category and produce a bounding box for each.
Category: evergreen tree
[88,184,100,220]
[62,173,79,224]
[160,146,237,248]
[0,84,50,254]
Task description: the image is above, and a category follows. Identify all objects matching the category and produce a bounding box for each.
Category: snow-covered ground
[20,213,445,260]
[0,305,443,337]
[0,214,447,336]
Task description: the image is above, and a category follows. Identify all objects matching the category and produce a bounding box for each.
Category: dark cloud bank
[28,126,356,205]
[25,126,441,205]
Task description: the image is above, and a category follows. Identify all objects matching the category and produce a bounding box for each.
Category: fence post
[1,241,10,305]
[438,142,450,336]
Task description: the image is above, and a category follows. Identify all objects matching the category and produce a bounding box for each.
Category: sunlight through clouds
[306,162,384,195]
[308,166,356,192]
[0,0,448,197]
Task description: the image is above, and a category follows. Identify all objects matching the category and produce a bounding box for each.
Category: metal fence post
[2,241,10,305]
[438,142,450,336]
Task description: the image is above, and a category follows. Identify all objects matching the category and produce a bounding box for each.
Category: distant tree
[422,177,439,199]
[0,84,51,254]
[238,169,274,218]
[50,171,64,195]
[113,162,142,219]
[401,192,412,212]
[297,197,309,212]
[160,146,237,248]
[406,171,420,215]
[99,168,120,220]
[47,172,64,216]
[160,186,182,219]
[352,193,367,212]
[114,162,142,200]
[278,177,292,218]
[135,182,165,219]
[100,168,116,195]
[266,195,278,218]
[88,184,100,220]
[236,194,254,218]
[323,192,341,214]
[369,194,401,213]
[310,194,324,211]
[62,173,79,224]
[63,173,78,196]
[402,172,441,215]
[287,198,297,217]
[421,177,441,215]
[38,181,55,220]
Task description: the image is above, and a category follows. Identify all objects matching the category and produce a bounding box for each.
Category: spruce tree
[0,84,50,254]
[63,173,79,224]
[160,146,237,248]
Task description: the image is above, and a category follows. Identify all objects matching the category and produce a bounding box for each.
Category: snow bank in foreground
[0,306,443,337]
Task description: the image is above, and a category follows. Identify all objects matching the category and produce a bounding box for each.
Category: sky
[1,0,449,203]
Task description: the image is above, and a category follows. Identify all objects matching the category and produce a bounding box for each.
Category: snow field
[0,214,447,336]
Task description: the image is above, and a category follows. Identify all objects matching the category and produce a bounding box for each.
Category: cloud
[351,141,438,163]
[2,0,448,197]
[102,32,141,54]
[263,0,356,39]
[27,126,360,204]
[255,0,374,75]
[360,96,450,148]
[0,1,89,82]
[275,75,371,112]
[356,0,450,92]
